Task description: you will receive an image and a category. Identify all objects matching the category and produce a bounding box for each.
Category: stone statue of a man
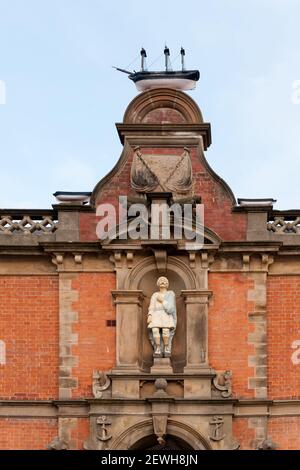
[147,277,177,358]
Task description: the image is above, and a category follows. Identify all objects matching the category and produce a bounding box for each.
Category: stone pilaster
[247,271,268,399]
[59,273,79,399]
[111,290,144,372]
[181,289,212,372]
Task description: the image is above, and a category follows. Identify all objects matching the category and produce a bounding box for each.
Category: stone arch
[101,217,221,249]
[123,88,204,124]
[110,418,212,450]
[204,226,222,244]
[124,255,197,290]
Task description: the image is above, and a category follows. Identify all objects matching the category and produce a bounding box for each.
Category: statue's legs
[162,328,171,357]
[152,327,162,356]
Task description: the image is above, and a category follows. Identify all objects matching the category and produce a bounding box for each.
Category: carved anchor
[209,416,225,442]
[96,416,112,442]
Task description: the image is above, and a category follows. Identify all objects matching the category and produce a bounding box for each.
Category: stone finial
[154,378,168,397]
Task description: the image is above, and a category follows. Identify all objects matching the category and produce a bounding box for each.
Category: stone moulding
[108,418,213,450]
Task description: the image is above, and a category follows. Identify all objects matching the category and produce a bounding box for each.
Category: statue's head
[157,276,169,289]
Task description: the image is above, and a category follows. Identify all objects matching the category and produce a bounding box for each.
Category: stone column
[111,290,144,372]
[181,290,212,372]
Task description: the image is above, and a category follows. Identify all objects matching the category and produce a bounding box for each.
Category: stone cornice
[1,398,300,418]
[52,204,95,212]
[116,123,212,149]
[40,241,101,253]
[232,206,273,213]
[0,245,44,255]
[0,208,58,217]
[181,290,213,304]
[220,241,282,252]
[111,289,144,305]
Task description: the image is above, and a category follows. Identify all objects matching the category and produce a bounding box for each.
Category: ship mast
[164,46,172,71]
[140,48,147,71]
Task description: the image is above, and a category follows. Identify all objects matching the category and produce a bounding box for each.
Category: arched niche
[124,256,196,372]
[124,255,197,290]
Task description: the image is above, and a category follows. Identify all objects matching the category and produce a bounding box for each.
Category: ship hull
[129,70,200,92]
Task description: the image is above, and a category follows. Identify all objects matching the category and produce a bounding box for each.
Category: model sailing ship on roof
[114,46,200,91]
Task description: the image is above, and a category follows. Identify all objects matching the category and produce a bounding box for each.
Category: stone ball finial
[154,378,168,392]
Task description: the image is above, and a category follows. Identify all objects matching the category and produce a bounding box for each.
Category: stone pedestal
[151,358,173,374]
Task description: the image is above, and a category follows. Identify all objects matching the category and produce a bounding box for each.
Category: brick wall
[268,417,300,449]
[70,418,90,449]
[0,276,59,399]
[71,273,116,398]
[208,273,255,398]
[232,418,256,450]
[267,276,300,399]
[0,418,57,449]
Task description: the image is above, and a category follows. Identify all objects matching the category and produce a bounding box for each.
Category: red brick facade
[0,419,57,450]
[267,276,300,399]
[208,273,255,399]
[0,87,299,450]
[71,273,116,398]
[0,276,59,400]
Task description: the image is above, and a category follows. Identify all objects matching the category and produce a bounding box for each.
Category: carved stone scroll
[212,370,232,398]
[92,370,111,398]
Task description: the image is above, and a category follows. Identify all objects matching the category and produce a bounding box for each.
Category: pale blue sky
[0,0,299,209]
